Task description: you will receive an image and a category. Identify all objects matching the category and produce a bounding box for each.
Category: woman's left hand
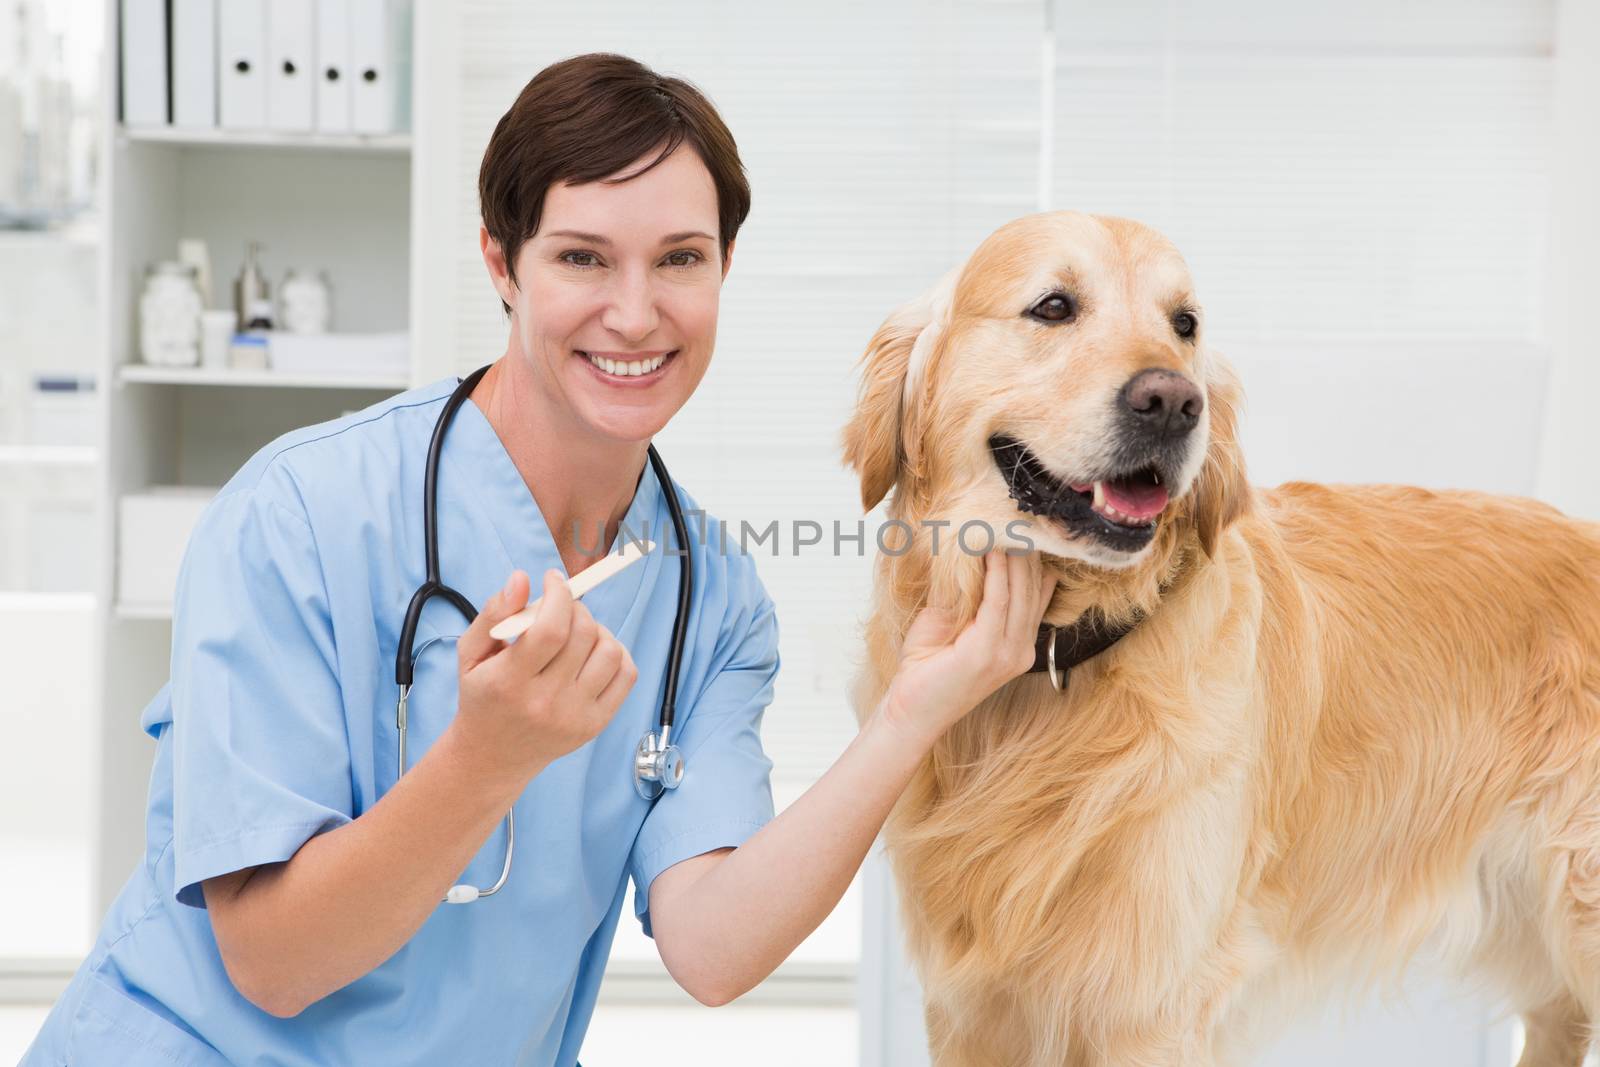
[880,548,1057,746]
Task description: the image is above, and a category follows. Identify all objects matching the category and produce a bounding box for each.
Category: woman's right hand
[451,569,639,785]
[880,549,1056,748]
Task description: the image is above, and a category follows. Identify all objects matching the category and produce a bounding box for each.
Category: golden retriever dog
[841,211,1600,1066]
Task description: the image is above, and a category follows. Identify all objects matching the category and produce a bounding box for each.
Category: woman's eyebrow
[541,229,715,246]
[544,229,612,245]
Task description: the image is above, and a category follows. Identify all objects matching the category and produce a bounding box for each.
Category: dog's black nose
[1120,369,1203,437]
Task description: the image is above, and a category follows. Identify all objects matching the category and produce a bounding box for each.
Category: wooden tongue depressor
[489,539,654,642]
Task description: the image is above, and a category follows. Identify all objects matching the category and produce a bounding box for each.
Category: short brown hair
[479,53,752,315]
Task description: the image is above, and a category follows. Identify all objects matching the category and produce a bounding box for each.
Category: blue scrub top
[24,374,780,1067]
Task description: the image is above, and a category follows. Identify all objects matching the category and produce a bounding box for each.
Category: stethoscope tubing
[391,363,694,903]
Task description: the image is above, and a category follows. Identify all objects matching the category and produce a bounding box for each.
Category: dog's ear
[841,313,922,511]
[841,270,958,511]
[1191,352,1252,559]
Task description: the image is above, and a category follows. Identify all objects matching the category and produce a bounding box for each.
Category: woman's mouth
[575,349,678,385]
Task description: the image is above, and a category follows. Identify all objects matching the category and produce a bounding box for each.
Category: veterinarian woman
[23,53,1054,1066]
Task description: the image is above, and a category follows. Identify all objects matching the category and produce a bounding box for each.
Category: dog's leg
[1527,825,1600,1064]
[1516,992,1592,1067]
[925,993,1068,1067]
[924,997,1025,1067]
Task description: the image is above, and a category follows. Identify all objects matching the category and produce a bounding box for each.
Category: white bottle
[139,262,204,367]
[280,269,332,334]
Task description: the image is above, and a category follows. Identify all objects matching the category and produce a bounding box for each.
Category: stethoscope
[394,362,693,904]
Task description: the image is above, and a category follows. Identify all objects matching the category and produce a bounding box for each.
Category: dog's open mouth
[989,434,1169,551]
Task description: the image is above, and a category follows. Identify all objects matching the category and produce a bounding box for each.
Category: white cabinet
[92,0,420,919]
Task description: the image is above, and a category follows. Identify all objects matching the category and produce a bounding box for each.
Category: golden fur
[842,212,1600,1065]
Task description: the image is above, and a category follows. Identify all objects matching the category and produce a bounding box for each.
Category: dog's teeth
[1153,471,1161,485]
[1092,481,1106,511]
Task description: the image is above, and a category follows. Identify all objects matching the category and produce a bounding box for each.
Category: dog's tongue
[1069,477,1170,520]
[1105,477,1168,519]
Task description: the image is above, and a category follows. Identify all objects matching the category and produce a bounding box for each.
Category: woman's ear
[840,269,958,512]
[480,224,516,315]
[1190,351,1252,559]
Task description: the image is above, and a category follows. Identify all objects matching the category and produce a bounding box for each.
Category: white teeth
[1087,479,1154,527]
[585,352,668,376]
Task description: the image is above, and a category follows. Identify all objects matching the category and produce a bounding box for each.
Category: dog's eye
[1172,310,1198,339]
[1027,293,1076,324]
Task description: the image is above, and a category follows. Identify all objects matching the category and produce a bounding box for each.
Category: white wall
[405,1,1588,1062]
[1538,0,1600,520]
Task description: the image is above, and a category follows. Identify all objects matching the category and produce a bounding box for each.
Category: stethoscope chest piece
[634,729,685,800]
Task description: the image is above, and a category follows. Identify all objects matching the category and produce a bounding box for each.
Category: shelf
[0,220,99,248]
[118,125,412,155]
[0,591,96,612]
[118,364,410,391]
[0,955,81,1005]
[114,601,173,621]
[0,445,99,466]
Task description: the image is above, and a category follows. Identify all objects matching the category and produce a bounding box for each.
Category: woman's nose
[599,270,661,341]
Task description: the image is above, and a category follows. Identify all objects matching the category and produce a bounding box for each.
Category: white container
[138,262,204,367]
[229,332,270,371]
[268,331,408,379]
[199,310,236,370]
[177,237,214,307]
[117,487,219,609]
[280,269,331,334]
[26,377,97,447]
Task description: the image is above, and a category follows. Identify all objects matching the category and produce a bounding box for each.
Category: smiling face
[845,211,1250,572]
[481,144,729,445]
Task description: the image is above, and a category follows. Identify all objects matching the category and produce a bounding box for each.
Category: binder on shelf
[315,0,354,134]
[350,0,394,134]
[171,0,217,128]
[119,0,168,126]
[218,0,267,130]
[266,0,315,132]
[391,0,414,134]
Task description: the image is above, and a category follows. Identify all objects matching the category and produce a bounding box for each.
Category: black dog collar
[1027,607,1148,692]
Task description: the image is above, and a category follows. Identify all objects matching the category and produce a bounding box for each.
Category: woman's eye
[561,251,600,268]
[1027,293,1076,323]
[1173,310,1198,339]
[664,250,702,268]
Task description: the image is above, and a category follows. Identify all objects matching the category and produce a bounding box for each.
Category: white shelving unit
[0,446,99,467]
[90,0,422,919]
[118,126,412,154]
[117,364,410,390]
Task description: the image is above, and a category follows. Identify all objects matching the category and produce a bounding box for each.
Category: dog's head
[843,211,1250,571]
